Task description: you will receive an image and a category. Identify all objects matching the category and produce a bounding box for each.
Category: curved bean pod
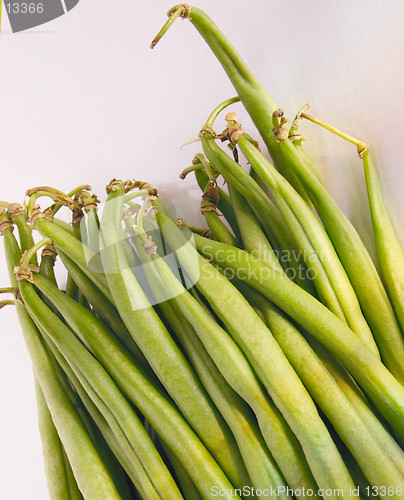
[152,5,311,203]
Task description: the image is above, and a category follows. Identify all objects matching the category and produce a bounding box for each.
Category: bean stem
[152,5,311,203]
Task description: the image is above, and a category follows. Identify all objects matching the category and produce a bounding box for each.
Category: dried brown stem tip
[74,192,100,212]
[30,210,49,225]
[167,4,191,19]
[272,109,289,142]
[0,209,13,235]
[41,246,57,261]
[123,180,159,197]
[7,203,25,219]
[14,264,40,283]
[106,179,124,194]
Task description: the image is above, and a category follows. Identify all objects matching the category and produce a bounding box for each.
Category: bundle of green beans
[1,4,404,500]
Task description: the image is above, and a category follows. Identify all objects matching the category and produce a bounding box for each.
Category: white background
[1,1,404,498]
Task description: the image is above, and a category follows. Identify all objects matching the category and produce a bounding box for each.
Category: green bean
[68,378,150,498]
[76,288,91,309]
[38,325,134,500]
[201,208,237,246]
[182,156,232,246]
[39,325,168,500]
[188,282,217,317]
[8,203,38,265]
[200,131,286,249]
[100,180,250,490]
[39,247,58,287]
[302,333,404,477]
[249,162,263,186]
[143,420,202,500]
[360,148,404,333]
[65,220,81,300]
[234,128,378,354]
[38,247,68,323]
[2,237,122,500]
[133,235,287,495]
[65,278,77,300]
[80,205,100,256]
[222,156,279,260]
[235,281,404,496]
[329,429,375,495]
[53,217,74,234]
[201,204,237,247]
[80,419,133,500]
[149,202,321,497]
[20,274,183,500]
[193,234,404,438]
[29,273,239,500]
[8,211,86,498]
[34,378,84,500]
[155,213,357,496]
[151,5,311,204]
[1,213,98,500]
[8,205,61,317]
[192,157,238,246]
[154,4,404,380]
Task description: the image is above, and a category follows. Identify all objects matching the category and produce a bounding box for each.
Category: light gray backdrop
[0,1,403,497]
